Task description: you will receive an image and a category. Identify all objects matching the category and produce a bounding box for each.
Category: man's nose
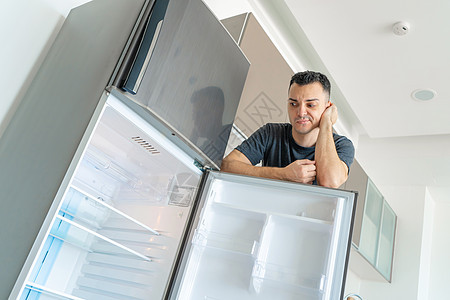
[297,103,307,116]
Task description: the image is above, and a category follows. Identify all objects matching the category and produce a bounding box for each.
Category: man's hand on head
[320,103,338,128]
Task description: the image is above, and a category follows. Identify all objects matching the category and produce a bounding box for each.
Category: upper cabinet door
[376,201,397,281]
[358,178,384,265]
[169,171,357,300]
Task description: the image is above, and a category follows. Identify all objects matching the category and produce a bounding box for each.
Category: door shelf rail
[192,229,259,256]
[209,202,333,227]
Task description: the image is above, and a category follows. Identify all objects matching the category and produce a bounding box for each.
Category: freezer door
[115,0,250,168]
[10,93,204,300]
[169,171,357,300]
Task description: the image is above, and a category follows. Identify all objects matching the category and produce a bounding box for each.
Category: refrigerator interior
[174,172,355,300]
[17,94,202,300]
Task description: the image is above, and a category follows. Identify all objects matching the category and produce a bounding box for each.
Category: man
[221,71,354,188]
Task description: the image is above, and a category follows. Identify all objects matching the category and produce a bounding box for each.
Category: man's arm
[221,149,316,184]
[315,103,349,188]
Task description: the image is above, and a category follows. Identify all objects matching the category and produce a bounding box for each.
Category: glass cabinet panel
[376,201,396,280]
[358,178,384,265]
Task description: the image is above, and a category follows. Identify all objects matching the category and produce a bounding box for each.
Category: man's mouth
[296,117,311,124]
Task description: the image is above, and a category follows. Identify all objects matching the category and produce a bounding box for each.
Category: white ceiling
[205,0,450,202]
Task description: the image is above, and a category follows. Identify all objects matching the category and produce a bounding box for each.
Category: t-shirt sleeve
[235,124,270,165]
[334,135,355,173]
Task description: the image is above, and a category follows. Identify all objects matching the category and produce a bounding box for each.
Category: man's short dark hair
[289,71,331,99]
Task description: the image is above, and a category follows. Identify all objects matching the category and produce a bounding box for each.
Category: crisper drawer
[171,171,356,300]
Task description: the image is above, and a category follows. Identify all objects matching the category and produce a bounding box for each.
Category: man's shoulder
[332,132,350,142]
[332,132,354,149]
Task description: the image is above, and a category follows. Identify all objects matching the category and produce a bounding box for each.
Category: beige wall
[224,13,293,137]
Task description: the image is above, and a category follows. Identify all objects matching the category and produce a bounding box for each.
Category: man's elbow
[220,157,233,172]
[317,174,348,189]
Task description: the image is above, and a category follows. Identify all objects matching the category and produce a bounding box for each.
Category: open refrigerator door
[14,93,203,300]
[170,171,356,300]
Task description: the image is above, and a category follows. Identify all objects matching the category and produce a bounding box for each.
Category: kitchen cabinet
[344,159,397,282]
[376,200,396,280]
[359,178,385,265]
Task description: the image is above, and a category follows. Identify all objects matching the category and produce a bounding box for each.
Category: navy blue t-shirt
[236,123,354,172]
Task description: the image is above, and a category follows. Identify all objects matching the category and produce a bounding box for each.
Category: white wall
[344,269,362,298]
[417,188,435,299]
[428,200,450,299]
[344,185,427,300]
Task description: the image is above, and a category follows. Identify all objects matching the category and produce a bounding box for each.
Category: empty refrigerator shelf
[69,185,160,235]
[22,283,84,300]
[52,215,151,262]
[83,145,141,188]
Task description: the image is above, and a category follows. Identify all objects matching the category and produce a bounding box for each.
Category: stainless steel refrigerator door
[169,171,357,300]
[115,0,250,168]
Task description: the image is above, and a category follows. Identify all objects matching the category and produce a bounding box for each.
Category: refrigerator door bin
[175,245,256,300]
[250,214,331,296]
[193,203,266,255]
[205,176,338,223]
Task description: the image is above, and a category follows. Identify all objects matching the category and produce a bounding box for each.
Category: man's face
[287,82,330,136]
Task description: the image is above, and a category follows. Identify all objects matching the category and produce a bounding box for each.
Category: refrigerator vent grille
[131,136,161,155]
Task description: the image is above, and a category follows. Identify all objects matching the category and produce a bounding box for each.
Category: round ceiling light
[411,89,436,101]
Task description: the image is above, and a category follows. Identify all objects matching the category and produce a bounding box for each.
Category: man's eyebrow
[288,98,320,102]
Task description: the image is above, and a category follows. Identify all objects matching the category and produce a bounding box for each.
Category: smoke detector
[392,21,410,36]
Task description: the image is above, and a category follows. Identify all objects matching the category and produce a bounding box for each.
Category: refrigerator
[2,0,357,299]
[9,91,357,300]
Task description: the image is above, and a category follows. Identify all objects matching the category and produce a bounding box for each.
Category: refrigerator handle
[129,20,163,93]
[121,0,170,95]
[109,0,156,89]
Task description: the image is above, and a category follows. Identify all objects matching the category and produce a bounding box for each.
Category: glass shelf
[51,215,151,261]
[22,283,83,300]
[66,185,159,236]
